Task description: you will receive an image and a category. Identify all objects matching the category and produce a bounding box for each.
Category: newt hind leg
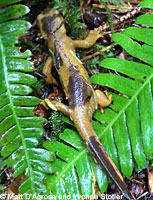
[90,90,112,114]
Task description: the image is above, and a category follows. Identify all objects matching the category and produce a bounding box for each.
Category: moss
[53,0,87,39]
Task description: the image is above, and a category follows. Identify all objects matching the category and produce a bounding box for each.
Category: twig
[92,3,131,12]
[81,45,112,62]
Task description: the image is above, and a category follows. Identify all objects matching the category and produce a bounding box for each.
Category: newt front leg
[73,28,104,49]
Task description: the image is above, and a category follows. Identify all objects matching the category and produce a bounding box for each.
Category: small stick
[81,46,112,62]
[92,3,131,11]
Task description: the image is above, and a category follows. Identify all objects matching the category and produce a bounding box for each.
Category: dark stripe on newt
[68,65,92,108]
[88,136,134,200]
[41,14,59,34]
[54,40,63,70]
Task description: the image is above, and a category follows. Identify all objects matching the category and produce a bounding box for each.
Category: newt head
[37,8,66,39]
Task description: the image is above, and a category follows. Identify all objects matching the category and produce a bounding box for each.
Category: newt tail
[88,136,133,199]
[37,8,135,200]
[70,105,135,200]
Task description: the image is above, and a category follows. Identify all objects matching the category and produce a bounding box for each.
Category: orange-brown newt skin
[37,9,135,200]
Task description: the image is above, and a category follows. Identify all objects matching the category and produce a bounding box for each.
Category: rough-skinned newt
[37,9,135,200]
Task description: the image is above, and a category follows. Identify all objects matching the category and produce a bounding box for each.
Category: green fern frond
[43,0,153,197]
[0,0,54,195]
[139,0,153,8]
[44,127,109,196]
[91,0,153,172]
